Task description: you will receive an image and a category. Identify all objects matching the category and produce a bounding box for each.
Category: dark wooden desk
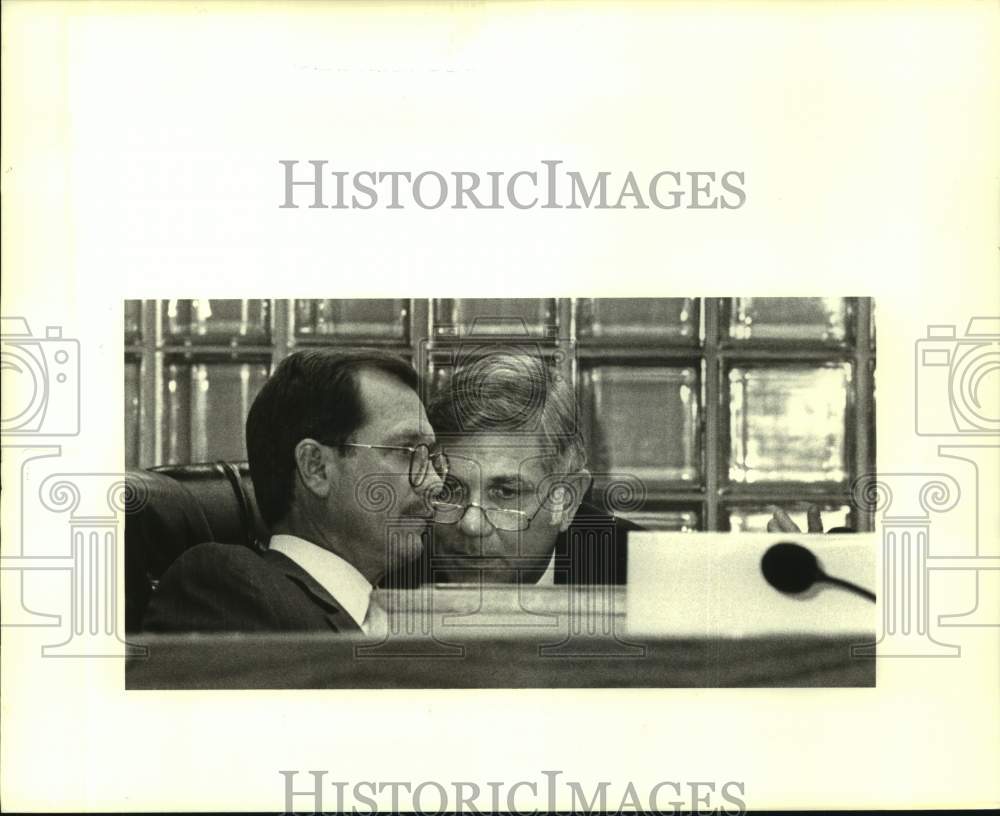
[126,632,874,689]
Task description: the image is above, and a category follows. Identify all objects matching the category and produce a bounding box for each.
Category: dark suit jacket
[553,502,639,585]
[142,542,362,634]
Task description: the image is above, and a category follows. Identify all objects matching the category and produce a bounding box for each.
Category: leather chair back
[125,461,267,631]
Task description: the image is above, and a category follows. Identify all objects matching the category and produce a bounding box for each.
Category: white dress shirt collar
[269,534,374,632]
[536,551,556,586]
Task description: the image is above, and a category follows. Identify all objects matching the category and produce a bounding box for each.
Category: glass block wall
[124,298,875,532]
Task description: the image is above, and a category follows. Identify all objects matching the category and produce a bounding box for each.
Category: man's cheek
[391,532,423,563]
[517,528,557,560]
[430,525,463,556]
[399,479,431,515]
[496,531,527,558]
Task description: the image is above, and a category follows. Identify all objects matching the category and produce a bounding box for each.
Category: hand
[767,504,825,533]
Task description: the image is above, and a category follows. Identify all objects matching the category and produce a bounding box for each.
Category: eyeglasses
[340,442,449,488]
[430,500,542,532]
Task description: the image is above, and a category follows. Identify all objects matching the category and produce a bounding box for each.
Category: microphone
[761,542,875,603]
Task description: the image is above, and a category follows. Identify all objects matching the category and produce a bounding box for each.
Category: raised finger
[806,504,824,533]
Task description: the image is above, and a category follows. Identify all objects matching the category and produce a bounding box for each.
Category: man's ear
[549,468,592,532]
[294,439,334,499]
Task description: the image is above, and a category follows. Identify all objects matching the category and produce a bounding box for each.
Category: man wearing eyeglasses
[143,349,447,634]
[412,351,637,586]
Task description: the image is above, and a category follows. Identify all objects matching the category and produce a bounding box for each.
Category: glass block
[726,503,854,532]
[294,299,408,340]
[162,299,270,343]
[162,361,269,463]
[124,300,143,343]
[125,361,141,469]
[577,298,697,341]
[729,365,850,483]
[433,298,557,338]
[584,366,700,482]
[728,297,848,342]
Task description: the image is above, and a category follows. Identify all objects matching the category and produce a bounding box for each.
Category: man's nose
[458,504,490,537]
[413,470,445,519]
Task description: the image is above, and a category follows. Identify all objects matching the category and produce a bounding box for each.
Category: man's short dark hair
[246,349,418,527]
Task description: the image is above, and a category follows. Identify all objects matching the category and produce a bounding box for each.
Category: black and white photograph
[124,297,878,688]
[2,2,997,813]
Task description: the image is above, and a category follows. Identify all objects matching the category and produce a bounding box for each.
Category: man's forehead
[355,368,428,437]
[443,435,552,472]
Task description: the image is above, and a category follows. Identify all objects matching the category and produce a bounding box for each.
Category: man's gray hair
[427,351,587,474]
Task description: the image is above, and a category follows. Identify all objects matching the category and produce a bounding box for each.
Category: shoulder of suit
[169,541,262,568]
[161,542,279,587]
